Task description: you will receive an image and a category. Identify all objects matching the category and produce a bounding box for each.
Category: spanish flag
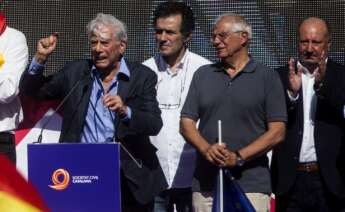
[0,13,7,70]
[0,155,49,212]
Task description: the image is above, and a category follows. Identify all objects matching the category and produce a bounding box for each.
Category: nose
[95,42,102,52]
[92,41,102,53]
[212,36,221,46]
[158,31,168,42]
[306,42,313,52]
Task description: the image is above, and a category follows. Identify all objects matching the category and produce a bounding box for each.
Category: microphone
[35,74,91,144]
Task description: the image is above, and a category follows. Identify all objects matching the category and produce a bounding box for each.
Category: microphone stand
[110,111,143,169]
[34,76,88,144]
[218,120,224,212]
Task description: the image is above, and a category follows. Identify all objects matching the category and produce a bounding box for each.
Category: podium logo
[48,168,70,190]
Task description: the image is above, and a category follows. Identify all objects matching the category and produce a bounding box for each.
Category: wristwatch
[235,151,245,167]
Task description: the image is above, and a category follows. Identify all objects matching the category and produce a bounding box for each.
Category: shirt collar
[91,57,130,80]
[157,49,189,75]
[241,58,257,73]
[214,57,257,74]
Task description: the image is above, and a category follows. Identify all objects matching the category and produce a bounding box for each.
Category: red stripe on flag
[0,13,7,35]
[0,155,49,211]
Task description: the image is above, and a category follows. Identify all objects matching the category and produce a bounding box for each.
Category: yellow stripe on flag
[0,191,42,212]
[0,52,4,70]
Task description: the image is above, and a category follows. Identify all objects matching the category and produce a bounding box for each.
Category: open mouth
[95,56,107,61]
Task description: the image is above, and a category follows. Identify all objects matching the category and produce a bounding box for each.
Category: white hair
[87,13,127,41]
[214,13,252,39]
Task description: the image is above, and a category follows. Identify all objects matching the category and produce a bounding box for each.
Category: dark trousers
[121,172,153,212]
[152,187,192,212]
[276,171,345,212]
[122,202,153,212]
[0,132,16,164]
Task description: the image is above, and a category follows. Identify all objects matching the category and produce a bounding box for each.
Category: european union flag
[212,169,255,212]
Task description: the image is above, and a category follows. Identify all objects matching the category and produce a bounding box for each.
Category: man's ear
[119,40,127,55]
[240,31,249,46]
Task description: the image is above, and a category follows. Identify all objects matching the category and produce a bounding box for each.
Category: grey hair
[87,13,127,41]
[214,13,252,39]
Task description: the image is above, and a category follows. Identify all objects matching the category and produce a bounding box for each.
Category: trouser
[121,171,153,212]
[152,187,192,212]
[192,191,270,212]
[0,132,16,164]
[275,171,345,212]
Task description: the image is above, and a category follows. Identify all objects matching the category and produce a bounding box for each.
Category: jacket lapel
[114,61,133,140]
[75,60,94,139]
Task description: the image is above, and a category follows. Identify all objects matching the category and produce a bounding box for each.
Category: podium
[28,143,121,212]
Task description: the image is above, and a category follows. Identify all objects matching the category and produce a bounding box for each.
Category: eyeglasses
[157,73,186,110]
[211,31,243,43]
[158,101,182,110]
[157,59,190,110]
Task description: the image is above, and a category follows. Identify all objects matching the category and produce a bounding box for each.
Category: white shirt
[0,27,28,132]
[143,50,210,188]
[298,63,317,162]
[288,62,324,162]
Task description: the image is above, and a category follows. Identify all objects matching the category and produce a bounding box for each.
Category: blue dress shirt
[28,58,132,143]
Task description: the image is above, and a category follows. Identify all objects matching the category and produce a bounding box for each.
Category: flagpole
[218,120,223,212]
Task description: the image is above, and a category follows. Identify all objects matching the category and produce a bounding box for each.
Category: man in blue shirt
[21,13,167,212]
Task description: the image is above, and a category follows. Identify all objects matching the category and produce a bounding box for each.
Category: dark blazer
[20,59,168,204]
[271,60,345,198]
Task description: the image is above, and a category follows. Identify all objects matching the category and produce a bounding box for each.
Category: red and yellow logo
[48,168,70,190]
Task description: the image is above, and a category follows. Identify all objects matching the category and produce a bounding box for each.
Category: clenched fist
[35,32,58,64]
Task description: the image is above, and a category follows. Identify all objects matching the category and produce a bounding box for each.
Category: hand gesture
[103,94,128,118]
[287,57,302,97]
[314,51,327,84]
[223,150,237,168]
[35,32,58,64]
[203,143,228,167]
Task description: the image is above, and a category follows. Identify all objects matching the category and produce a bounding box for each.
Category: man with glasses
[143,2,210,212]
[180,13,287,211]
